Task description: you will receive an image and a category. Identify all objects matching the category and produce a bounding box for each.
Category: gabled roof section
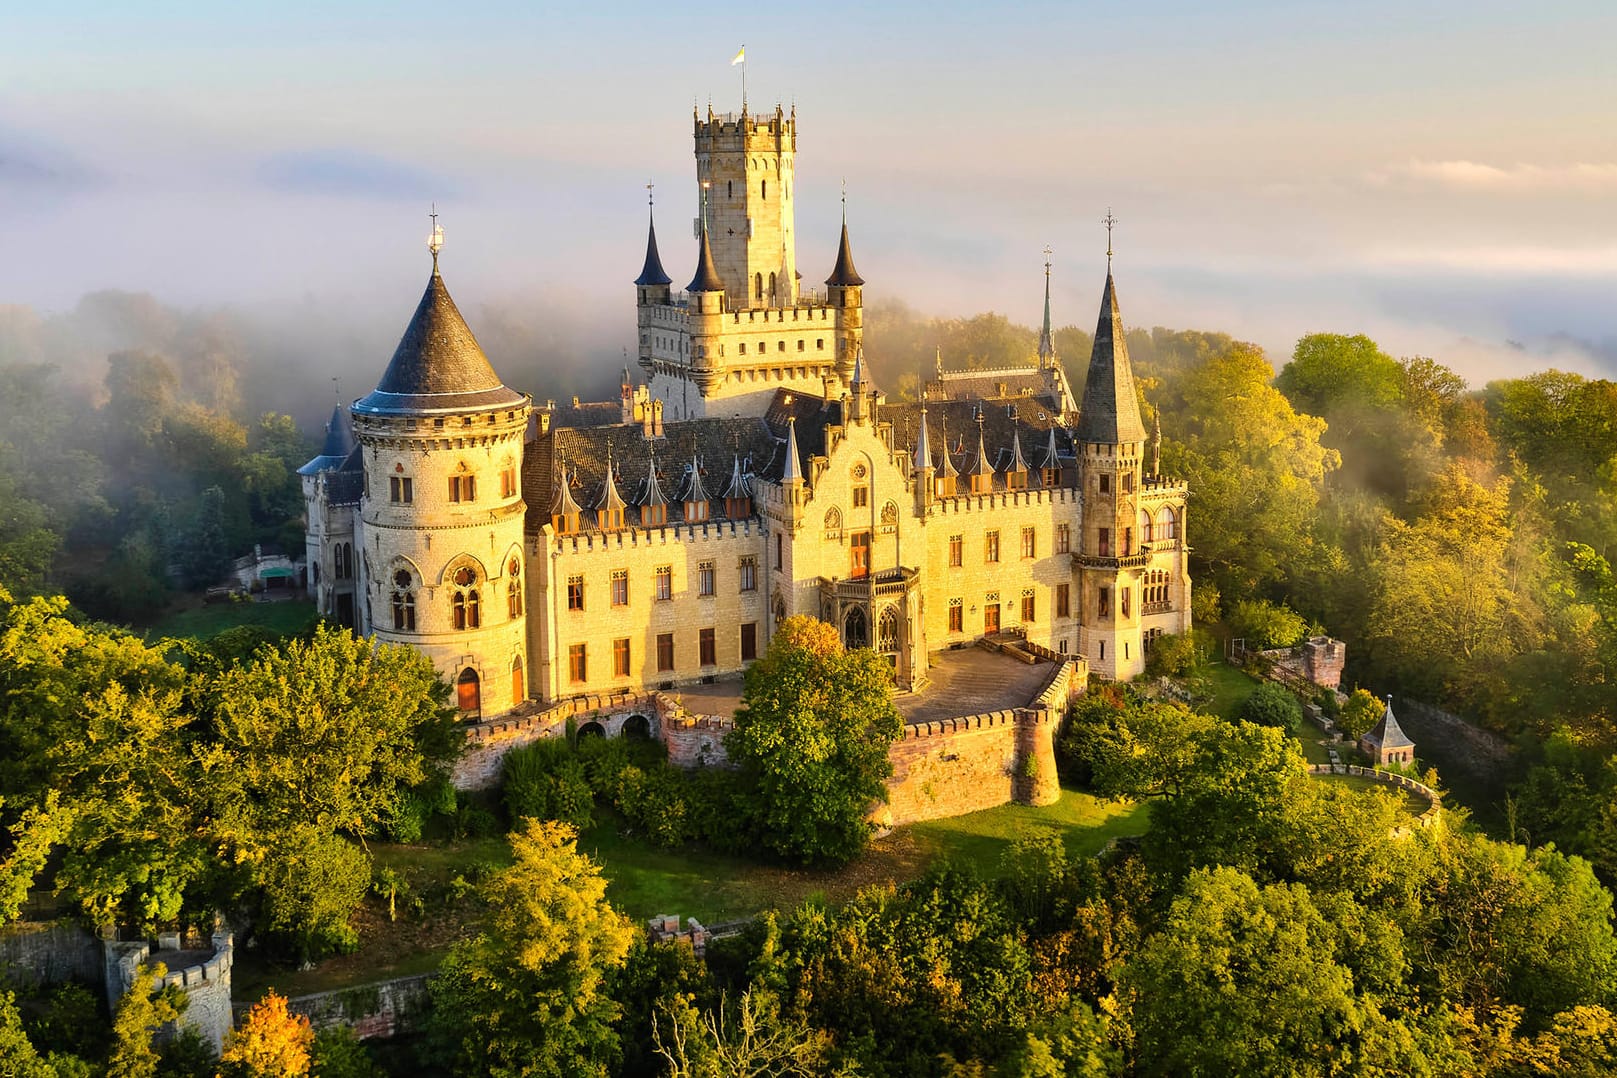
[681,456,712,504]
[550,463,583,517]
[355,265,527,416]
[634,207,672,287]
[825,220,864,287]
[1075,273,1147,445]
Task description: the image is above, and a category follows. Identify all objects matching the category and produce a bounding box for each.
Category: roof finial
[332,375,340,405]
[1103,208,1116,273]
[841,178,847,224]
[646,181,654,207]
[428,203,444,271]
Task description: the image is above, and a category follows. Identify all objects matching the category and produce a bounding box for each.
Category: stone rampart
[1396,698,1515,783]
[1307,763,1442,836]
[103,925,234,1053]
[0,919,101,989]
[454,690,666,789]
[265,973,432,1041]
[883,706,1061,827]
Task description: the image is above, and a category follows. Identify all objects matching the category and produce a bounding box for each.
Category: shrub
[501,739,594,829]
[1240,682,1303,735]
[1144,631,1207,680]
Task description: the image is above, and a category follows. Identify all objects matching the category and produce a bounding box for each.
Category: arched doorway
[511,656,525,705]
[843,606,869,650]
[623,714,653,740]
[578,721,606,739]
[456,667,481,718]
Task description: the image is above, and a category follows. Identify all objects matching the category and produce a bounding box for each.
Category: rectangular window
[739,556,757,592]
[611,569,628,607]
[1123,472,1134,493]
[984,530,1000,564]
[655,565,672,601]
[1098,528,1111,557]
[1122,586,1131,618]
[500,466,518,498]
[568,643,587,684]
[850,531,871,578]
[698,561,715,597]
[853,486,869,509]
[776,533,783,569]
[567,574,585,611]
[1099,587,1111,618]
[448,474,476,503]
[389,476,413,504]
[741,622,758,662]
[1055,523,1070,554]
[949,534,963,567]
[1099,474,1111,494]
[949,597,963,633]
[613,637,631,677]
[1021,526,1036,559]
[739,343,747,355]
[1022,588,1036,623]
[1056,583,1071,619]
[817,338,825,350]
[656,632,675,672]
[699,627,717,666]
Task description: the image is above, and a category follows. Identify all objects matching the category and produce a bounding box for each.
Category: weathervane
[1103,209,1116,271]
[646,182,654,207]
[1043,245,1053,275]
[428,203,444,266]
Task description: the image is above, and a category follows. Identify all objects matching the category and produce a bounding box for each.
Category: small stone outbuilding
[1360,695,1416,766]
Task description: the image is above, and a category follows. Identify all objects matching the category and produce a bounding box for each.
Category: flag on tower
[731,46,745,65]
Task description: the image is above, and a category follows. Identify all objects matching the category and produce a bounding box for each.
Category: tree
[1122,867,1387,1077]
[653,991,847,1078]
[1240,682,1303,735]
[219,991,314,1077]
[1336,689,1385,742]
[106,964,186,1078]
[726,615,903,865]
[429,820,636,1077]
[1228,599,1308,651]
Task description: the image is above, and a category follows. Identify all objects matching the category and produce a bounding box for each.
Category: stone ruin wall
[103,925,234,1053]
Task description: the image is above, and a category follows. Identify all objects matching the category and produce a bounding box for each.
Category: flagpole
[741,44,747,115]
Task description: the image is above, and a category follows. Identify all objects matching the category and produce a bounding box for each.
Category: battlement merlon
[694,108,797,151]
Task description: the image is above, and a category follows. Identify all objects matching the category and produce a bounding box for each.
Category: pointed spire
[913,397,934,472]
[851,348,867,389]
[687,188,724,293]
[970,414,995,478]
[683,454,711,503]
[782,417,804,484]
[723,454,750,500]
[1075,270,1147,445]
[1367,696,1415,751]
[635,189,672,287]
[825,193,864,287]
[550,462,582,518]
[937,417,959,479]
[595,451,627,514]
[1008,426,1029,473]
[1037,246,1055,367]
[641,449,669,508]
[320,402,354,459]
[1040,426,1062,471]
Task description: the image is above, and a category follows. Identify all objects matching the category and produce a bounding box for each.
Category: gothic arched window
[878,606,900,652]
[391,569,415,631]
[755,273,763,302]
[507,558,523,619]
[1157,506,1178,540]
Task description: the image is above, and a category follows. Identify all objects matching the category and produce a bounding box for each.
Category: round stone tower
[352,244,532,720]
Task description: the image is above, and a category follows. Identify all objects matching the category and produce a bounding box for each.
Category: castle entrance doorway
[844,606,869,650]
[984,603,1000,634]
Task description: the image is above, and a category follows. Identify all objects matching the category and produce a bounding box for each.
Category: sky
[5,0,1617,389]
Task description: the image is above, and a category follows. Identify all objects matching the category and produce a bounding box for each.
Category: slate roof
[825,221,864,287]
[1363,698,1415,751]
[879,397,1072,482]
[353,265,528,416]
[688,221,725,293]
[634,207,673,287]
[929,369,1059,407]
[298,404,357,476]
[1075,273,1147,444]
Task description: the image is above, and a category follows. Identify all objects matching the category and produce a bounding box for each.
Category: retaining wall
[0,919,101,989]
[1308,763,1443,836]
[263,973,433,1041]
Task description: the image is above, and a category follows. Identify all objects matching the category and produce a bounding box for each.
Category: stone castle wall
[103,926,234,1054]
[268,974,432,1042]
[0,919,102,989]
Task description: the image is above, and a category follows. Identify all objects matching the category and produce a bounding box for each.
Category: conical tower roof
[1366,697,1415,750]
[688,219,724,293]
[1008,427,1029,472]
[937,418,960,479]
[825,220,864,287]
[355,263,527,416]
[634,206,672,287]
[550,462,582,518]
[298,403,356,475]
[595,454,627,513]
[1039,426,1062,470]
[1075,273,1146,444]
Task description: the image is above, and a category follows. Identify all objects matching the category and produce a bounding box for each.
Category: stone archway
[578,721,606,738]
[456,667,481,718]
[622,714,654,740]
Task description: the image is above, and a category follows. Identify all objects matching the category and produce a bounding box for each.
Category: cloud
[1372,159,1617,193]
[258,149,460,201]
[1362,244,1617,277]
[0,132,102,194]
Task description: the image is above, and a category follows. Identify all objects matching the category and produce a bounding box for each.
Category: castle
[300,105,1192,722]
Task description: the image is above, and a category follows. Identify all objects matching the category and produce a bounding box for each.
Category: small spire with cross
[646,181,654,207]
[1043,244,1053,276]
[1103,208,1116,272]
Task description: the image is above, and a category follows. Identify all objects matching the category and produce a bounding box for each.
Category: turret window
[1157,506,1179,540]
[391,570,416,631]
[1098,587,1111,619]
[449,472,476,502]
[1098,528,1111,557]
[453,566,481,629]
[1098,474,1110,495]
[500,465,518,498]
[508,560,523,619]
[389,476,413,504]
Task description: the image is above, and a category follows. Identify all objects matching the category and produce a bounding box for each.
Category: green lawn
[239,788,1148,998]
[144,598,318,641]
[1202,661,1261,720]
[1315,772,1433,818]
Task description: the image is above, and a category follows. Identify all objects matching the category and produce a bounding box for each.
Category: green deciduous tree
[1240,681,1303,735]
[1228,598,1308,650]
[106,964,186,1078]
[727,616,903,865]
[428,819,636,1078]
